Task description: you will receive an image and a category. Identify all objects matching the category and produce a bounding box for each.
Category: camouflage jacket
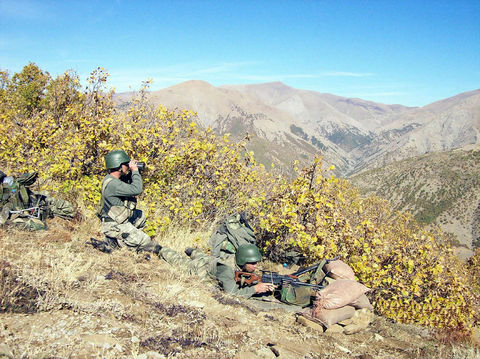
[99,170,142,219]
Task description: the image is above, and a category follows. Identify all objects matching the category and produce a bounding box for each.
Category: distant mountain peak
[222,81,289,87]
[424,88,480,113]
[115,81,480,178]
[221,81,294,93]
[251,81,292,88]
[168,80,215,90]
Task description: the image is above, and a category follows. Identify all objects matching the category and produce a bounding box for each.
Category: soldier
[160,243,374,331]
[159,244,275,298]
[97,150,160,253]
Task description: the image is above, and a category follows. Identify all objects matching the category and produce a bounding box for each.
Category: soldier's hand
[129,159,138,171]
[254,282,277,293]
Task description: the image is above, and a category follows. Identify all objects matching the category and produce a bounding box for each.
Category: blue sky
[1,0,479,106]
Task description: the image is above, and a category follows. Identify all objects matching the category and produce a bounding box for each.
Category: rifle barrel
[260,271,324,290]
[291,263,320,277]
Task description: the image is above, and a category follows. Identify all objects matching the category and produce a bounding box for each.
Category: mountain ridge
[114,81,480,176]
[349,146,480,258]
[113,81,480,252]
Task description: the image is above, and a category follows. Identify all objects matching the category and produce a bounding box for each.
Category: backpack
[208,212,256,260]
[0,172,76,230]
[0,171,48,230]
[1,172,38,211]
[279,260,328,307]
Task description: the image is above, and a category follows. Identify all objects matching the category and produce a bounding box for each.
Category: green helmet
[105,150,130,169]
[235,244,262,266]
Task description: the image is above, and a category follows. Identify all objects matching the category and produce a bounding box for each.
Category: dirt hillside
[0,218,478,359]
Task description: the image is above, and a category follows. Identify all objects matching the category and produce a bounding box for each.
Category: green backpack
[1,172,39,211]
[208,212,257,260]
[0,172,48,230]
[278,260,328,307]
[0,171,76,230]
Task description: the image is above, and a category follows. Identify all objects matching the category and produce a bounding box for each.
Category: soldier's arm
[216,264,257,298]
[112,171,143,196]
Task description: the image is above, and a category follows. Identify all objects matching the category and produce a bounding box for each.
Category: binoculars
[137,162,146,171]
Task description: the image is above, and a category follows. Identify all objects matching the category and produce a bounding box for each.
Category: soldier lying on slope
[159,244,276,298]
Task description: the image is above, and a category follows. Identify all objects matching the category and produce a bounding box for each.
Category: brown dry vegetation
[0,217,479,359]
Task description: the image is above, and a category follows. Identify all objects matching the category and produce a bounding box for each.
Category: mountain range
[115,81,480,177]
[115,82,480,255]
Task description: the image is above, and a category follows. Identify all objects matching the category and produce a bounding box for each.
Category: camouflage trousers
[159,247,213,278]
[36,190,77,219]
[101,209,156,252]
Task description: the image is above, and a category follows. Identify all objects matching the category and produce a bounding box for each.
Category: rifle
[290,256,339,276]
[234,270,324,291]
[234,257,341,290]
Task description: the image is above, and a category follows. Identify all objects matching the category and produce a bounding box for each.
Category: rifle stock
[234,271,261,285]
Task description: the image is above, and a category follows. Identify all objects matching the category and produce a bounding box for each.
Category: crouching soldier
[97,150,161,254]
[159,244,275,298]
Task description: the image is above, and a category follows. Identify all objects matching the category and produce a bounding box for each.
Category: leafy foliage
[256,161,476,331]
[349,149,480,231]
[0,63,478,335]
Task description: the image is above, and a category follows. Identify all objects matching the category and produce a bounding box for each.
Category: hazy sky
[1,0,479,106]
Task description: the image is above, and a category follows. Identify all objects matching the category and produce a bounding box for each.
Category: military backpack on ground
[0,171,76,231]
[278,260,328,307]
[1,171,47,230]
[208,212,257,260]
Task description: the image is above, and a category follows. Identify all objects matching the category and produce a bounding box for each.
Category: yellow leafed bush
[0,63,477,334]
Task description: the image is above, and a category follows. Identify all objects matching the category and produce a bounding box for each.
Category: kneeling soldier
[97,150,160,253]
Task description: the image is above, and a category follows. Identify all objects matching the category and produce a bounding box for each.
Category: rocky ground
[0,218,478,359]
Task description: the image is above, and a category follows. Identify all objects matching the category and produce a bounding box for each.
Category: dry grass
[0,216,479,358]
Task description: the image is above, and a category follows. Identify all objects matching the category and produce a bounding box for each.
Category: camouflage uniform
[99,170,156,252]
[217,260,258,298]
[159,247,258,298]
[159,247,212,278]
[1,171,76,231]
